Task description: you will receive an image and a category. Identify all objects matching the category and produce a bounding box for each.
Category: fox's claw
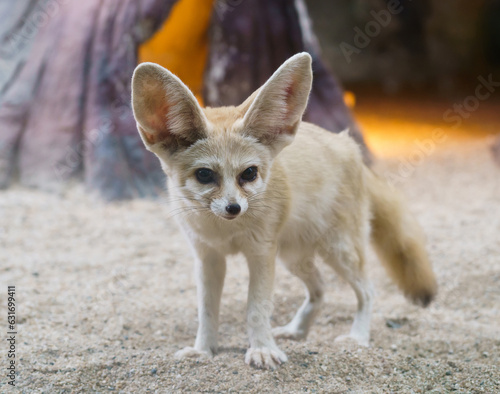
[245,347,288,369]
[175,346,213,360]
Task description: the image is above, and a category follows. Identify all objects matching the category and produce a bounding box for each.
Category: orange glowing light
[139,0,213,105]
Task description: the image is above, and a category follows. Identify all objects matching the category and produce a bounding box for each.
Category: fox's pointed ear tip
[132,62,167,80]
[134,61,162,70]
[285,53,312,73]
[292,52,312,65]
[295,52,312,59]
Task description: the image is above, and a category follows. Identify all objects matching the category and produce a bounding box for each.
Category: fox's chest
[177,214,257,254]
[177,208,284,256]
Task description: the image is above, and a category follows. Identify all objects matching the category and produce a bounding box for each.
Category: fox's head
[131,53,312,220]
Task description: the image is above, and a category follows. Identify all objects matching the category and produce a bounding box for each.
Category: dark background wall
[306,0,500,95]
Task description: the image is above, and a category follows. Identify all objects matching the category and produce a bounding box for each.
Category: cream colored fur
[131,53,437,370]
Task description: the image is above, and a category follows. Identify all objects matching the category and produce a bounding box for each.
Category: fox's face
[131,53,312,220]
[168,127,274,220]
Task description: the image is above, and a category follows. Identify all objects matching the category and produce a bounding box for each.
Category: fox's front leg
[244,245,287,369]
[175,247,226,359]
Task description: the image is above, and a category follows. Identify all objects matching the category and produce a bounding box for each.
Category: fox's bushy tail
[367,170,437,306]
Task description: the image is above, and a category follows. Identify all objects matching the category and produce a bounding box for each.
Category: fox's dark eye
[195,168,215,184]
[240,166,258,182]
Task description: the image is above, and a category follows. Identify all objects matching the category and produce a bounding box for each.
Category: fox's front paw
[175,346,213,360]
[245,347,288,369]
[272,325,307,341]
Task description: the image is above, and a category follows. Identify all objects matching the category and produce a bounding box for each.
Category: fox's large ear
[131,62,208,154]
[241,52,312,156]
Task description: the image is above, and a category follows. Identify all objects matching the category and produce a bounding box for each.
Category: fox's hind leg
[273,248,324,341]
[318,237,374,347]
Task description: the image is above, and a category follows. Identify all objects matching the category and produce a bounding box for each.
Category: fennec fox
[131,53,437,370]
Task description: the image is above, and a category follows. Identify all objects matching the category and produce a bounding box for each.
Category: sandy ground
[1,134,500,392]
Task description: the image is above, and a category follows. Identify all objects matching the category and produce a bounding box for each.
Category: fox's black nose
[225,203,241,215]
